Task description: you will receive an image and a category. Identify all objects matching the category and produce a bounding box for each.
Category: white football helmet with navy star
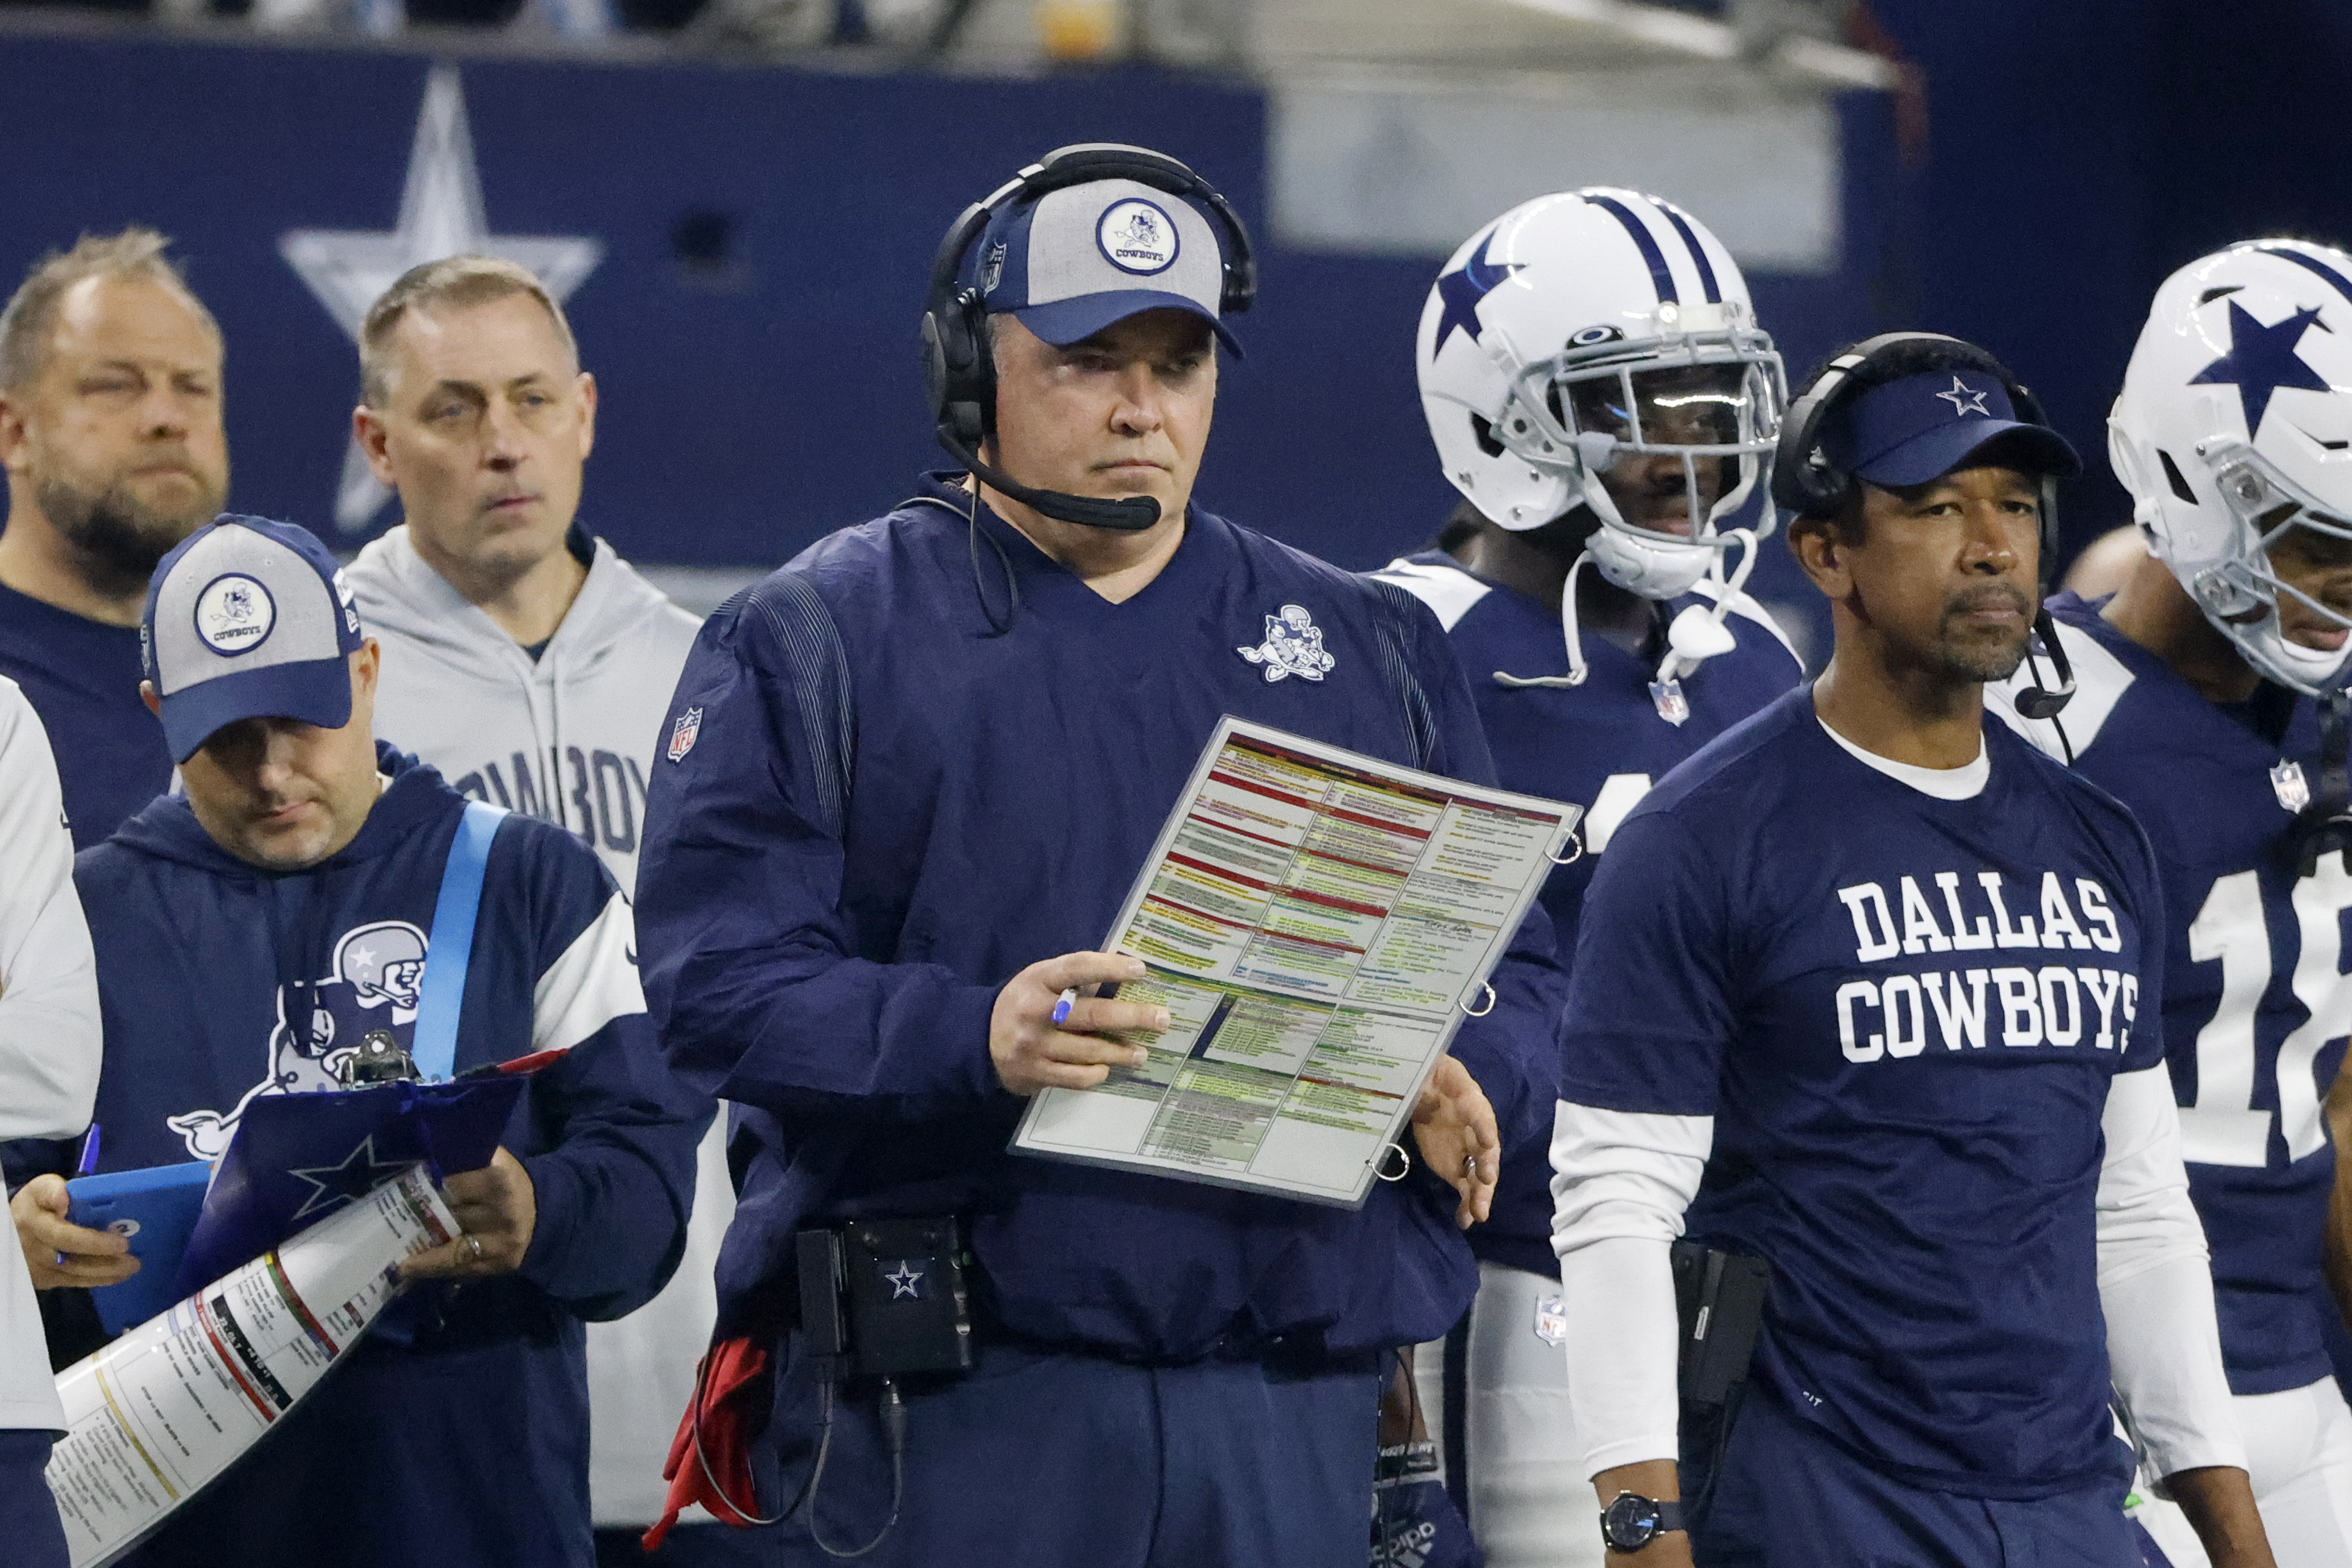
[1416,189,1785,599]
[2111,239,2352,697]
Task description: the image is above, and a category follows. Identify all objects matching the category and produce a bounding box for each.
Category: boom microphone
[2012,605,2078,722]
[938,422,1162,533]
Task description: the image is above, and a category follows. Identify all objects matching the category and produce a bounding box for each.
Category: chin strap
[1653,529,1758,690]
[1491,529,1759,716]
[1492,548,1598,691]
[2287,691,2352,878]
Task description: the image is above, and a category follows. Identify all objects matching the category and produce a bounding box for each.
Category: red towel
[642,1336,777,1550]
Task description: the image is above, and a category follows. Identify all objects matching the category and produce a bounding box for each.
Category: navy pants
[1694,1388,2140,1568]
[0,1431,66,1568]
[752,1337,1381,1567]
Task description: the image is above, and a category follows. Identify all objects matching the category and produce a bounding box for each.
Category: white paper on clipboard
[1011,716,1580,1208]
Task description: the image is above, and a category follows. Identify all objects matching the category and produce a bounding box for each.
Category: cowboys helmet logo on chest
[1238,604,1337,683]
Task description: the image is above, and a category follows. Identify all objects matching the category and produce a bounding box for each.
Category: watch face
[1601,1492,1662,1550]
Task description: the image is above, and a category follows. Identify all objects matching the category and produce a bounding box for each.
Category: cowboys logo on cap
[141,515,367,762]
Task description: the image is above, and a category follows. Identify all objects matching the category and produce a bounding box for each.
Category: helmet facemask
[1492,325,1785,599]
[2184,441,2352,697]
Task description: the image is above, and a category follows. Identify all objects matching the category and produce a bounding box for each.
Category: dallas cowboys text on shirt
[1832,869,2137,1059]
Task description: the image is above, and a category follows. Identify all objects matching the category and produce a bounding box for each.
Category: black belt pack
[1669,1238,1770,1411]
[794,1216,974,1382]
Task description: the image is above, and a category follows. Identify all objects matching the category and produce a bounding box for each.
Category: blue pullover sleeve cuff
[515,1147,586,1292]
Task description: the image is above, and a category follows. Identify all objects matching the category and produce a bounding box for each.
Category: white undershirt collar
[1817,718,1990,800]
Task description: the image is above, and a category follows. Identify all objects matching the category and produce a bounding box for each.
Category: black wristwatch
[1600,1491,1687,1553]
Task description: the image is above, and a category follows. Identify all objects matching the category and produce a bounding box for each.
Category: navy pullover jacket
[74,745,706,1568]
[639,476,1562,1363]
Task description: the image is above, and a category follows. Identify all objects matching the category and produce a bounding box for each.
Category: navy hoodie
[73,745,706,1568]
[638,476,1563,1367]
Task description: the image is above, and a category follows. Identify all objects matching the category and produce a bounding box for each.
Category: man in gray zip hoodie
[343,255,741,1559]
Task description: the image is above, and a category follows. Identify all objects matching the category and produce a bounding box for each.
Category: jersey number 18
[2180,860,2352,1168]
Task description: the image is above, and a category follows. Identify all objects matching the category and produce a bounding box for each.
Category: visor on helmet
[1496,327,1785,548]
[1564,365,1749,538]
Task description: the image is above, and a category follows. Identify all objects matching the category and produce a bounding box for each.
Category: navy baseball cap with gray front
[969,177,1244,356]
[1825,368,2082,486]
[140,515,366,762]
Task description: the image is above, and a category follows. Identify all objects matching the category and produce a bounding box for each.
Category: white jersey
[0,679,101,1433]
[347,525,702,894]
[349,524,732,1525]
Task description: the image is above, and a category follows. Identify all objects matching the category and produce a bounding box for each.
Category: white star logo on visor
[1935,375,1992,418]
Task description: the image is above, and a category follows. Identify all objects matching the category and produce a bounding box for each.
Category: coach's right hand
[991,952,1170,1096]
[12,1173,137,1290]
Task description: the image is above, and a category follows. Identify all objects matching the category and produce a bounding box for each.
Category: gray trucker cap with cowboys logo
[140,515,366,762]
[969,176,1243,355]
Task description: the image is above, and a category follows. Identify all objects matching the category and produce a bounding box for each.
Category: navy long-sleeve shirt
[639,475,1561,1363]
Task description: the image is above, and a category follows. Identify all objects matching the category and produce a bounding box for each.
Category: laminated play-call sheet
[1012,717,1579,1207]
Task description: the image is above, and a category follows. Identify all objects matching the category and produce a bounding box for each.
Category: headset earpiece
[924,286,993,444]
[919,314,951,423]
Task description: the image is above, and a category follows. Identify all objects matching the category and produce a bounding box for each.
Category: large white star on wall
[280,65,604,532]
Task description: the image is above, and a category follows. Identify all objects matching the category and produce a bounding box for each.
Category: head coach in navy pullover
[635,144,1563,1566]
[27,515,706,1568]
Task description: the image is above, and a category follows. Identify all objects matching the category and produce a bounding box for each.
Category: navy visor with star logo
[1825,369,2080,486]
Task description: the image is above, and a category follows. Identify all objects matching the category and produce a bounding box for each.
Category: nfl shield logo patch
[666,707,703,763]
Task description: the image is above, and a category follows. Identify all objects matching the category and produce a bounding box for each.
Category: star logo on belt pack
[666,707,703,763]
[1238,604,1336,683]
[883,1261,925,1300]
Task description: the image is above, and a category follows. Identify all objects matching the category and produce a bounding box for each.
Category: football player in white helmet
[1377,190,1802,1568]
[1996,239,2352,1567]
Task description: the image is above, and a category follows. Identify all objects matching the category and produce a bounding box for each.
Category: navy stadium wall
[0,31,1900,620]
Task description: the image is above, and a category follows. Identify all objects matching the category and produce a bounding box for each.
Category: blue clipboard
[66,1161,214,1336]
[173,1073,529,1296]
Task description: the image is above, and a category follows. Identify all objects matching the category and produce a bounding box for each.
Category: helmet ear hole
[2157,449,2200,505]
[1470,414,1506,458]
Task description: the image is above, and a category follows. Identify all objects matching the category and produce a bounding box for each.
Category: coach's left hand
[1412,1054,1499,1230]
[400,1147,537,1281]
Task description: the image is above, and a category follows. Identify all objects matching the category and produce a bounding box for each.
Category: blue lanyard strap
[411,800,508,1083]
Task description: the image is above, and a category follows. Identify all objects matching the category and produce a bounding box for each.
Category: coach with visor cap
[1549,336,2274,1567]
[636,144,1561,1566]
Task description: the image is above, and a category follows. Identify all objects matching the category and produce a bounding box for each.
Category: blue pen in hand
[56,1124,101,1267]
[1051,987,1079,1027]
